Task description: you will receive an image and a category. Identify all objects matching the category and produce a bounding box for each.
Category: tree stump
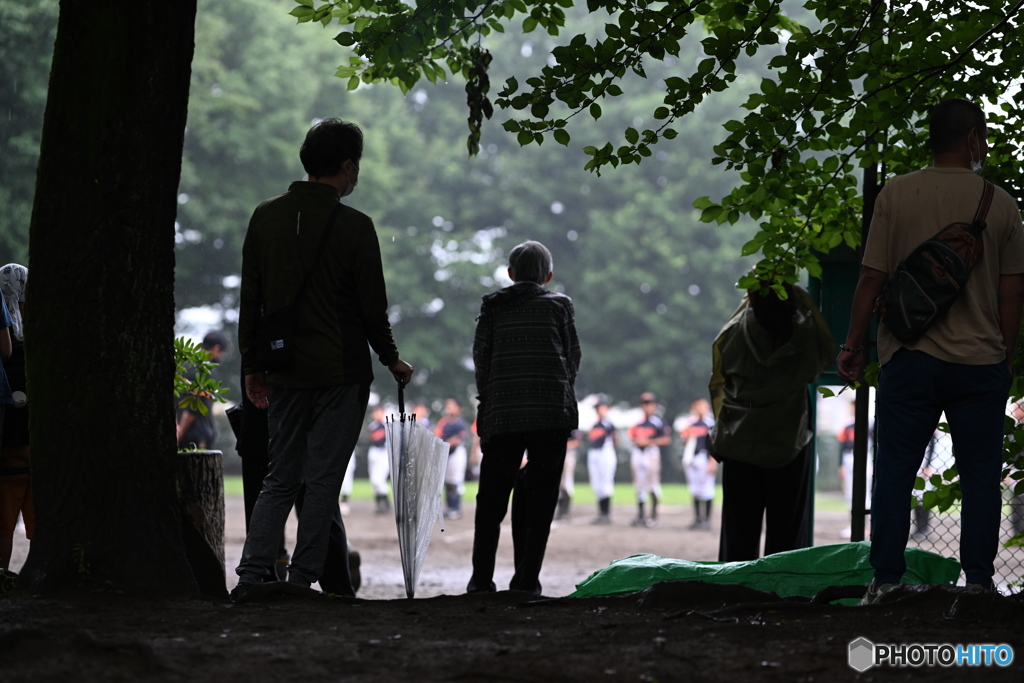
[176,450,227,597]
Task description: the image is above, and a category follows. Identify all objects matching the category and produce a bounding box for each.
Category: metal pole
[852,153,882,542]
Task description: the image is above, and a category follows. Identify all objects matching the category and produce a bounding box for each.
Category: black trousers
[470,429,567,594]
[237,379,355,596]
[717,442,812,562]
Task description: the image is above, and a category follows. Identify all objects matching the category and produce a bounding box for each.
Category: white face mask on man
[341,170,357,197]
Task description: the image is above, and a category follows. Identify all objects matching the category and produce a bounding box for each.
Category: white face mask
[970,132,984,175]
[341,170,357,197]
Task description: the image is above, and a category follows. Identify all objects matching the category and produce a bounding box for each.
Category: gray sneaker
[859,582,898,606]
[0,568,18,595]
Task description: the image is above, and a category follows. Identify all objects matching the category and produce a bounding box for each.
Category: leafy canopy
[293,0,1024,289]
[292,0,1024,537]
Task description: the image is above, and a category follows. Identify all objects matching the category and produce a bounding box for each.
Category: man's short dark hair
[202,330,230,351]
[930,99,986,154]
[508,240,553,285]
[299,118,363,178]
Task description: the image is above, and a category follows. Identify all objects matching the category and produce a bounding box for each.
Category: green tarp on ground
[570,542,961,599]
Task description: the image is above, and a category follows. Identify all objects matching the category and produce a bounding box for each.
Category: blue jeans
[872,350,1010,587]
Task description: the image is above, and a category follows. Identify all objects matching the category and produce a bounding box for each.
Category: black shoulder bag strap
[288,202,343,310]
[970,180,995,235]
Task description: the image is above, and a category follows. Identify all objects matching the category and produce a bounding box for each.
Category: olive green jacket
[239,182,399,387]
[708,287,833,467]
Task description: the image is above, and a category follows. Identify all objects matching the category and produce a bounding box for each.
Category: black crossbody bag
[876,181,995,344]
[254,203,342,371]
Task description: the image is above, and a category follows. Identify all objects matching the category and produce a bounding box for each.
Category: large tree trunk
[21,2,199,594]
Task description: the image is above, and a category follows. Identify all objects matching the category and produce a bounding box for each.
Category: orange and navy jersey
[679,418,711,452]
[838,422,856,455]
[368,420,386,448]
[436,416,468,443]
[588,419,616,449]
[629,416,669,445]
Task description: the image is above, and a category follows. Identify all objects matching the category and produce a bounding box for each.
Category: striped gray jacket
[473,282,581,440]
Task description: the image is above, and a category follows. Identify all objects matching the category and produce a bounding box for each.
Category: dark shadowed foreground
[5,498,1023,680]
[1,583,1022,682]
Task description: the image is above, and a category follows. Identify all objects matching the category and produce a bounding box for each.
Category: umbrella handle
[398,377,406,416]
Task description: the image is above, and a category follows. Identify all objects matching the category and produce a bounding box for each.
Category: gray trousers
[236,383,369,586]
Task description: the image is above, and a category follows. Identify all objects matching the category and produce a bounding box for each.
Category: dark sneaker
[281,581,321,598]
[230,580,321,604]
[229,580,275,604]
[0,569,19,595]
[859,582,897,606]
[466,578,497,593]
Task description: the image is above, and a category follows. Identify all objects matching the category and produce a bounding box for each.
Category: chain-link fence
[905,429,1024,591]
[818,428,1024,592]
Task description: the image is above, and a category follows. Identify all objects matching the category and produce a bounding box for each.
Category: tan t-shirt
[864,167,1024,365]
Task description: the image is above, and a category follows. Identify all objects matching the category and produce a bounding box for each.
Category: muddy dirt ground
[3,497,1023,681]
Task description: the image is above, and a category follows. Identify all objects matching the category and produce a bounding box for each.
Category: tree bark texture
[22,2,199,594]
[177,450,227,598]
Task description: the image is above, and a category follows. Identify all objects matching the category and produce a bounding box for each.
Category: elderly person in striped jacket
[467,240,581,596]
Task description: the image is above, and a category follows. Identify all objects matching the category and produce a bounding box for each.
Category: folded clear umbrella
[385,380,450,598]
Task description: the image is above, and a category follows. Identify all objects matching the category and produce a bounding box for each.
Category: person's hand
[245,373,269,410]
[389,358,414,386]
[836,348,864,383]
[707,458,719,475]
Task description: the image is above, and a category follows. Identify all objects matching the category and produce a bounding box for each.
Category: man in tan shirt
[838,99,1024,600]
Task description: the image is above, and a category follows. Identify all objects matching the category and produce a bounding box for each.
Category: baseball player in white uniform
[679,398,718,530]
[587,396,618,524]
[629,392,671,527]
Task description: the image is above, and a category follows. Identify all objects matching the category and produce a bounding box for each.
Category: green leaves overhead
[295,1,727,161]
[296,0,1024,288]
[465,44,494,155]
[700,0,1024,286]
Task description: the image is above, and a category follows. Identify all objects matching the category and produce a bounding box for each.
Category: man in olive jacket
[233,119,413,598]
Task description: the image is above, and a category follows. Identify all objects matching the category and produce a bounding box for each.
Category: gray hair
[508,240,553,285]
